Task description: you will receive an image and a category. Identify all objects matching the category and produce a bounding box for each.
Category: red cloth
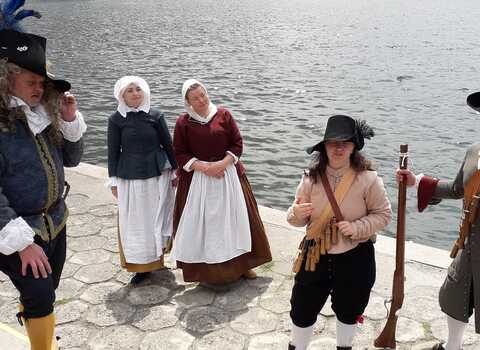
[418,175,440,212]
[173,107,245,179]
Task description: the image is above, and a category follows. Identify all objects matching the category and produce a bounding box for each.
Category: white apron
[172,164,251,263]
[118,170,175,264]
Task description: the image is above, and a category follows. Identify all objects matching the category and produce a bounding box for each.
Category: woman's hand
[396,169,416,187]
[337,221,356,237]
[192,160,209,173]
[60,92,77,122]
[204,160,227,178]
[292,197,313,220]
[111,186,118,199]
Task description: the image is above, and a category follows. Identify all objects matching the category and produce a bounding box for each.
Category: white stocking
[291,324,314,350]
[445,314,467,350]
[336,319,357,347]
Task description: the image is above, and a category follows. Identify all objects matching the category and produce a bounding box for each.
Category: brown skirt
[173,173,272,284]
[117,218,164,273]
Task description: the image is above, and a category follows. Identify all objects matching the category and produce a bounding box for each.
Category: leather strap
[320,172,344,221]
[305,168,355,240]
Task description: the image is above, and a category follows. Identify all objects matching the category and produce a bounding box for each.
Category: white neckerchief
[9,96,51,135]
[181,79,218,125]
[113,76,151,118]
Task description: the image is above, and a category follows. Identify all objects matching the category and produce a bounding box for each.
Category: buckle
[16,311,24,326]
[63,181,70,200]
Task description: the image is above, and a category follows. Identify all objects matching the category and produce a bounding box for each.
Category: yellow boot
[21,307,58,350]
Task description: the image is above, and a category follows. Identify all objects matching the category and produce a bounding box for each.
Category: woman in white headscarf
[107,76,177,285]
[171,79,272,284]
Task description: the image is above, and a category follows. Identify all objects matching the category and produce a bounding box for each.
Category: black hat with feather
[0,29,70,92]
[306,115,374,153]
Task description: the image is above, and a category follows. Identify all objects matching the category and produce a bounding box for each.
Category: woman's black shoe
[130,272,150,285]
[432,343,445,350]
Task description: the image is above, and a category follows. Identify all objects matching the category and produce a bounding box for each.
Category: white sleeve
[226,151,239,164]
[0,217,35,255]
[415,173,425,189]
[183,157,199,172]
[106,176,118,188]
[59,111,87,142]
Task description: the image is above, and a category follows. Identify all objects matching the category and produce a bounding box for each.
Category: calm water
[27,0,480,250]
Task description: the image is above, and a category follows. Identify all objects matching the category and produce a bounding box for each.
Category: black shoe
[432,343,445,350]
[288,343,295,350]
[130,272,150,285]
[337,347,352,350]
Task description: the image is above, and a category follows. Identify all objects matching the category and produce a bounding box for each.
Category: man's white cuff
[0,217,35,255]
[59,111,87,142]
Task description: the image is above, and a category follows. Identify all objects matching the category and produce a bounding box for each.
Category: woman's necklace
[329,172,343,191]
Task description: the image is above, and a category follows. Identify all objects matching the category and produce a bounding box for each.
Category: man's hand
[111,186,118,199]
[60,92,77,122]
[18,243,52,279]
[396,169,416,187]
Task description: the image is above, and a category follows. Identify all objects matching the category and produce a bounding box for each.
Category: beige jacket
[287,166,392,254]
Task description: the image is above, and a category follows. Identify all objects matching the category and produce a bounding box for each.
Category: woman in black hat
[396,92,480,350]
[286,115,392,350]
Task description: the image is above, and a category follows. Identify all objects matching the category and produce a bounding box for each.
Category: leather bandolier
[451,170,480,258]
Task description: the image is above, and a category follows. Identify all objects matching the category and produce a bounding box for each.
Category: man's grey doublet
[433,143,480,332]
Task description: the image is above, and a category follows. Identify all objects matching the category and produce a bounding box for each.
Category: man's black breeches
[0,228,66,319]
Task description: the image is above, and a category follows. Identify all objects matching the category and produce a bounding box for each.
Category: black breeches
[290,240,376,327]
[0,228,66,319]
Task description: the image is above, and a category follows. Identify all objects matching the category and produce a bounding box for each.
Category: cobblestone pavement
[0,164,478,349]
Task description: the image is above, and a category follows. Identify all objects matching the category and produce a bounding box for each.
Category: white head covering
[113,76,151,118]
[182,79,218,124]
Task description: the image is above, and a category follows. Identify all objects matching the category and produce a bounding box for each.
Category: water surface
[28,0,480,249]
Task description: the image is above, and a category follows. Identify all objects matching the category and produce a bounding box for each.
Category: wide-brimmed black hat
[306,115,374,154]
[467,92,480,112]
[0,29,70,92]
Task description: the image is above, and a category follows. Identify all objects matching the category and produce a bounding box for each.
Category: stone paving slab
[0,162,478,349]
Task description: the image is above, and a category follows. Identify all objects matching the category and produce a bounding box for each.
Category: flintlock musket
[374,144,408,349]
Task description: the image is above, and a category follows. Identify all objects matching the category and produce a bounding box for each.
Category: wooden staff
[374,144,408,349]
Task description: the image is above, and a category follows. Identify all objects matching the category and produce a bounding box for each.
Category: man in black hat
[0,29,86,349]
[397,92,480,350]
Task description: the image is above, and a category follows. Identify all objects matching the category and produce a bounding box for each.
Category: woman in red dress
[171,79,272,284]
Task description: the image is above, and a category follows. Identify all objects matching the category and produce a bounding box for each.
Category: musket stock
[374,144,408,349]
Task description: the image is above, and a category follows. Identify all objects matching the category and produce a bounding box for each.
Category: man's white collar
[9,96,51,135]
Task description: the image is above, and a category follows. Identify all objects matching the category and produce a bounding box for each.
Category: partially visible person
[108,76,177,286]
[0,0,42,31]
[287,115,391,350]
[396,92,480,350]
[0,29,86,349]
[171,79,272,284]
